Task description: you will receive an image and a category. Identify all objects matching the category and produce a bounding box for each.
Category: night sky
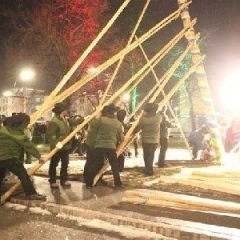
[0,0,240,111]
[110,0,240,111]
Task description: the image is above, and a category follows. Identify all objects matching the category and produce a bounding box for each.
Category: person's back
[0,113,45,201]
[160,112,174,139]
[0,116,40,161]
[140,113,161,144]
[157,106,174,168]
[188,129,205,149]
[94,115,124,149]
[87,104,124,189]
[47,115,72,150]
[134,103,162,176]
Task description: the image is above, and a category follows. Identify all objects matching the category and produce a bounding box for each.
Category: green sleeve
[46,121,59,146]
[22,137,41,159]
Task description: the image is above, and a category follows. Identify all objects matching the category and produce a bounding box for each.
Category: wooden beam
[125,189,240,213]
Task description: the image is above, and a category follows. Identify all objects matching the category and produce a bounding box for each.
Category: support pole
[31,0,132,123]
[0,23,191,203]
[93,43,202,186]
[134,35,193,157]
[99,0,151,106]
[34,8,182,118]
[177,0,224,164]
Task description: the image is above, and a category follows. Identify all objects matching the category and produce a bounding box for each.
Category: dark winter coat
[188,130,205,149]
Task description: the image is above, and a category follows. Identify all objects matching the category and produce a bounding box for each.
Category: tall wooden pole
[177,0,224,163]
[134,34,193,156]
[30,0,132,123]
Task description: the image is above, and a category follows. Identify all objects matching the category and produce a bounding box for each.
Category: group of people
[0,100,172,200]
[2,99,214,202]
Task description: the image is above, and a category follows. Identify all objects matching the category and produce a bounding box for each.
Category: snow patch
[29,207,52,216]
[57,213,88,222]
[57,213,175,239]
[5,202,27,211]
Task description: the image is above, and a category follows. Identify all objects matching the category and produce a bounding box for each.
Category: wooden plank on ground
[167,175,240,196]
[182,166,240,179]
[126,189,240,213]
[122,196,240,214]
[190,175,240,186]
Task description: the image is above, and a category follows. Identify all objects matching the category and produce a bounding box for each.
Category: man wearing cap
[0,113,46,201]
[134,103,162,176]
[87,104,124,189]
[47,102,83,188]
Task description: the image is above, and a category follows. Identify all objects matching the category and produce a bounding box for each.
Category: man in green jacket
[134,103,162,176]
[83,106,108,186]
[0,113,46,201]
[86,104,124,189]
[47,102,83,189]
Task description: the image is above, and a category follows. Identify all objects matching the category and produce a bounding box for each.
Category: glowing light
[3,91,13,97]
[221,69,240,116]
[121,92,131,102]
[87,66,97,73]
[19,68,35,82]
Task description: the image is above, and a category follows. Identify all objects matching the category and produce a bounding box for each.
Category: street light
[87,66,97,74]
[1,67,36,115]
[3,91,13,97]
[19,67,35,82]
[121,92,131,102]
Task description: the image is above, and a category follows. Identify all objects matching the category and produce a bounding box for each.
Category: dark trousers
[71,139,86,156]
[0,159,36,196]
[48,150,69,184]
[142,143,158,176]
[118,154,125,172]
[83,145,97,184]
[158,138,168,167]
[133,138,139,156]
[189,141,200,159]
[87,148,122,187]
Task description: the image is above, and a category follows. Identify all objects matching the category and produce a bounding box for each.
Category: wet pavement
[2,147,240,239]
